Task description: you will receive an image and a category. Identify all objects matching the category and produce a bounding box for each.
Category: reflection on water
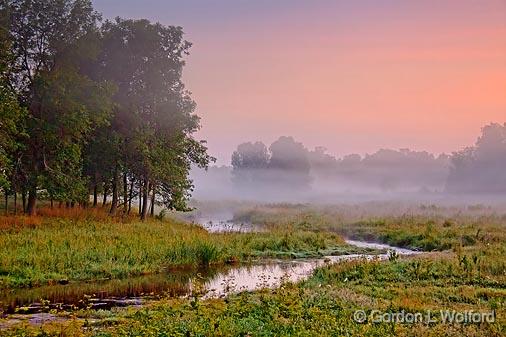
[203,239,420,299]
[204,255,363,299]
[0,239,417,318]
[0,270,210,314]
[197,219,261,233]
[0,212,419,330]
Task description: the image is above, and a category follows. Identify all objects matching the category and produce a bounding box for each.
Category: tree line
[0,0,214,217]
[446,123,506,194]
[231,123,505,194]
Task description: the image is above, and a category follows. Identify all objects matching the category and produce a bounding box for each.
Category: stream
[0,220,419,328]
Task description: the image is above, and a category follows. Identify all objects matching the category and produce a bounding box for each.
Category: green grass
[4,248,503,336]
[0,211,357,289]
[232,204,506,251]
[1,205,505,336]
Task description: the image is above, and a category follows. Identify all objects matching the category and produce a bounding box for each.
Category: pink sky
[94,1,506,164]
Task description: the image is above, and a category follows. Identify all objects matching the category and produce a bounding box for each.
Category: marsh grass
[5,251,503,337]
[2,205,505,336]
[233,204,506,251]
[0,208,348,289]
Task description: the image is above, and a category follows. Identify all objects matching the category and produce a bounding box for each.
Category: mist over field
[1,1,505,336]
[191,123,506,205]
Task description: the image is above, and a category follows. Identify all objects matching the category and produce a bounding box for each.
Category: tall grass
[233,204,506,251]
[0,208,347,289]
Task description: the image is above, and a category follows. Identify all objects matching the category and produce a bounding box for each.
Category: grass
[3,249,504,336]
[232,204,506,251]
[0,207,356,289]
[1,204,505,336]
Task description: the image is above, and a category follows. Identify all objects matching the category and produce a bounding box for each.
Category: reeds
[0,209,345,288]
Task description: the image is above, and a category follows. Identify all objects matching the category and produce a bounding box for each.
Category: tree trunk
[128,178,134,214]
[150,185,155,217]
[102,183,108,206]
[50,198,53,209]
[140,178,149,220]
[21,187,26,214]
[93,183,98,207]
[123,172,128,214]
[4,190,7,215]
[110,167,119,215]
[26,187,37,216]
[13,191,17,215]
[138,181,142,215]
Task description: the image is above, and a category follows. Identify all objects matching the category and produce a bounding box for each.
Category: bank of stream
[0,219,420,329]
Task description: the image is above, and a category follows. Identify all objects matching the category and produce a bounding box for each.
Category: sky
[92,0,506,165]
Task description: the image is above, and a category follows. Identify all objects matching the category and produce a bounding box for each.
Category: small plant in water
[190,273,206,309]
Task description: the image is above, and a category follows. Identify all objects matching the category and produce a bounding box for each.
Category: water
[197,218,262,233]
[0,220,419,328]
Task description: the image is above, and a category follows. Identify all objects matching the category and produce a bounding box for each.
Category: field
[1,203,505,336]
[0,207,359,289]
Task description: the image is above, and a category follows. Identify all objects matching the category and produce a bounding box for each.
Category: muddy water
[0,220,419,328]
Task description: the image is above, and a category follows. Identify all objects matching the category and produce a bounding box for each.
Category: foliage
[447,123,506,193]
[230,136,311,190]
[3,228,504,336]
[0,1,213,216]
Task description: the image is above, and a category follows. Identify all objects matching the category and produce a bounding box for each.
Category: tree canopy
[446,123,506,194]
[0,0,213,216]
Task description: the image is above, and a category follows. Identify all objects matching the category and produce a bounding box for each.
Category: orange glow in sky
[94,0,506,164]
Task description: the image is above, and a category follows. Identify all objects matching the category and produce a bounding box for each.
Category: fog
[190,123,506,205]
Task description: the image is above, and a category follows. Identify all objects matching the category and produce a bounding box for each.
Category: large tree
[2,0,114,214]
[231,141,269,183]
[88,18,213,217]
[0,8,25,195]
[268,136,311,188]
[1,3,212,216]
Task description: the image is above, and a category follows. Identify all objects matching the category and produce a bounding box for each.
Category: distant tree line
[231,124,505,194]
[231,136,311,189]
[446,123,506,194]
[0,0,214,217]
[231,136,449,192]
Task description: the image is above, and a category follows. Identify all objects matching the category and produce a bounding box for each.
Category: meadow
[0,207,355,289]
[1,203,505,336]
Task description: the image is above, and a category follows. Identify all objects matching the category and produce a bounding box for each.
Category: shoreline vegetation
[231,204,506,251]
[0,206,366,290]
[0,204,505,336]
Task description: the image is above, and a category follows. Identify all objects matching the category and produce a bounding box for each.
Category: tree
[0,82,25,191]
[268,136,311,188]
[88,18,213,217]
[0,3,26,212]
[3,0,114,214]
[1,3,213,217]
[446,123,506,194]
[231,141,269,183]
[232,142,269,170]
[269,136,310,172]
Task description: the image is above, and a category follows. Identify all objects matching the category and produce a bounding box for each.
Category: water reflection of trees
[0,267,221,314]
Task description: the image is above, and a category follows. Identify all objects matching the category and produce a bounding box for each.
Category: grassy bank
[1,205,505,336]
[232,204,506,251]
[0,208,355,289]
[3,244,504,336]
